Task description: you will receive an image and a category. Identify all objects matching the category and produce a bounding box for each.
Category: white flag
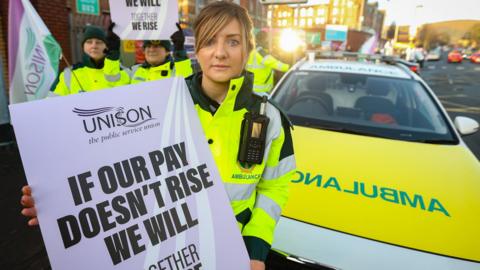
[359,33,378,55]
[8,0,62,104]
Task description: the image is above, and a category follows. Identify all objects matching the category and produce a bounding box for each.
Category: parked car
[447,50,463,63]
[426,48,441,61]
[266,52,480,270]
[395,58,420,74]
[470,51,480,64]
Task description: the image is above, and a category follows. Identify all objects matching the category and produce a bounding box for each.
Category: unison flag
[8,0,61,103]
[359,33,379,55]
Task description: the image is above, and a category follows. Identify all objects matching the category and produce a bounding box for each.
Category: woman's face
[144,45,168,66]
[196,19,246,84]
[83,38,106,61]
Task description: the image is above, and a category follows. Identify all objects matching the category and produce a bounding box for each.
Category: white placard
[109,0,179,40]
[10,79,250,270]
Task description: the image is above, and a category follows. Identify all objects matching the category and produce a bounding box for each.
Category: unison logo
[73,106,155,133]
[24,28,48,96]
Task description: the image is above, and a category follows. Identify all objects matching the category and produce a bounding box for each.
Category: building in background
[270,0,370,31]
[328,0,365,30]
[396,25,412,43]
[179,0,267,30]
[269,0,385,51]
[0,0,271,98]
[363,1,385,36]
[0,0,385,97]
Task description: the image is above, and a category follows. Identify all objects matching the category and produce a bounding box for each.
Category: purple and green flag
[8,0,62,103]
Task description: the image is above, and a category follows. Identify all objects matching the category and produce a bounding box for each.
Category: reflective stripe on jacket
[52,57,130,96]
[186,71,295,261]
[246,47,290,93]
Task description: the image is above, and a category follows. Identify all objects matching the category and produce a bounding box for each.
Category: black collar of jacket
[141,55,174,69]
[186,71,261,115]
[81,53,105,69]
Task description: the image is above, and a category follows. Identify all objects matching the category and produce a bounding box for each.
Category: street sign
[76,0,100,16]
[122,40,135,53]
[307,32,322,45]
[260,0,308,4]
[325,24,348,41]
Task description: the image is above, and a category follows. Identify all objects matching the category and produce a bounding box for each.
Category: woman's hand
[250,260,265,270]
[20,185,38,226]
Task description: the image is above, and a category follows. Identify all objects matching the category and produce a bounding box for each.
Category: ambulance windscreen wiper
[413,138,457,145]
[305,122,396,140]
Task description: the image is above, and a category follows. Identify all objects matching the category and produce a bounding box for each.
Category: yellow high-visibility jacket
[186,71,296,261]
[51,54,130,96]
[130,50,193,84]
[247,47,290,93]
[129,57,193,84]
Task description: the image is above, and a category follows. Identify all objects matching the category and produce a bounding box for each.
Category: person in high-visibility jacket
[130,24,193,84]
[50,24,130,96]
[189,2,295,269]
[21,3,295,270]
[247,31,290,93]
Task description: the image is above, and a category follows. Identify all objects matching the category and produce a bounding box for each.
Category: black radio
[238,97,270,165]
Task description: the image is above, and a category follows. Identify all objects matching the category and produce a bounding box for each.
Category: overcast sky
[305,0,480,26]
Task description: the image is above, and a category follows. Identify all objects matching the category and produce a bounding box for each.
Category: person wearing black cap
[50,24,130,96]
[130,24,193,84]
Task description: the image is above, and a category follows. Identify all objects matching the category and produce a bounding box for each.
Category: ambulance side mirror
[454,116,479,136]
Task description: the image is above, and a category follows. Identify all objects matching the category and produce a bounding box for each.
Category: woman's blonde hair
[193,1,254,57]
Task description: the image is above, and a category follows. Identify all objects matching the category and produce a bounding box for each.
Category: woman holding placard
[21,2,295,270]
[180,2,295,269]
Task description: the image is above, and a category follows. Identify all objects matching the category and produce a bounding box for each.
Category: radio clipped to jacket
[238,97,270,165]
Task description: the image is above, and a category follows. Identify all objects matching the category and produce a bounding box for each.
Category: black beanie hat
[143,40,172,51]
[82,25,107,45]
